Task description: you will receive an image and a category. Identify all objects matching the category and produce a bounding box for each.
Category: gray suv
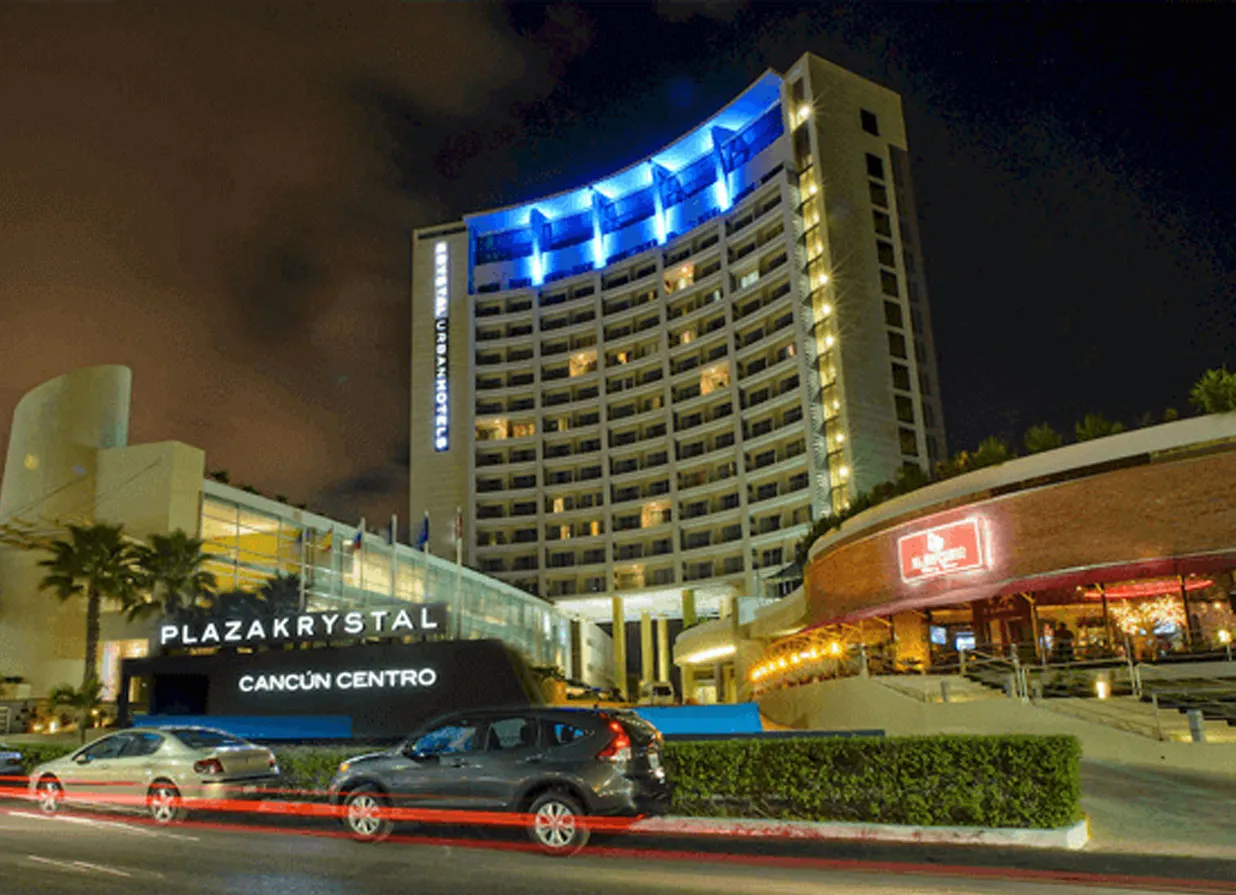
[328,707,670,854]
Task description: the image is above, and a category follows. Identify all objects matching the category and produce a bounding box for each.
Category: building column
[640,611,654,691]
[682,588,697,627]
[713,662,725,703]
[656,616,670,683]
[612,596,627,701]
[681,665,695,703]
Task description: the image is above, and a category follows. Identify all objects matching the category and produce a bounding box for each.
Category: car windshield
[165,728,247,750]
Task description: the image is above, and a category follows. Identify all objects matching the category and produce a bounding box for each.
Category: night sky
[1,3,1232,531]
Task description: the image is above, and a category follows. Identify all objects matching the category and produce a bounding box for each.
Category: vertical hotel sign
[432,241,450,451]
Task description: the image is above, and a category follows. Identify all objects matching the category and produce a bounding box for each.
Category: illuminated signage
[158,605,447,649]
[897,518,985,583]
[432,240,450,451]
[238,667,438,694]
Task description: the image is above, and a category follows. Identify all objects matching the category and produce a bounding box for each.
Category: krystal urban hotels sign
[432,240,450,452]
[897,518,987,584]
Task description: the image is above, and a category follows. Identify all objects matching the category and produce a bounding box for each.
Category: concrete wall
[0,366,132,693]
[759,676,1236,776]
[95,441,205,539]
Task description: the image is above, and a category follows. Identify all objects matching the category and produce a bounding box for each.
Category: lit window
[569,350,597,377]
[665,264,695,294]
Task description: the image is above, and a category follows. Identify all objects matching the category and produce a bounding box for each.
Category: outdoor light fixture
[829,641,842,656]
[797,103,811,121]
[1095,680,1111,700]
[680,644,737,665]
[1220,629,1232,645]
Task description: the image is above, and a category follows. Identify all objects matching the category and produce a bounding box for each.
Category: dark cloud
[0,2,572,524]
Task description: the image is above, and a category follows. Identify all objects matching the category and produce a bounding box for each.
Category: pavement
[2,802,1236,894]
[1080,761,1236,859]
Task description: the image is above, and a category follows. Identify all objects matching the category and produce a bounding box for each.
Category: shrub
[16,743,77,775]
[662,734,1081,829]
[271,746,370,799]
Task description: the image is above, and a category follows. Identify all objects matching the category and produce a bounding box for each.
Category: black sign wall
[119,639,542,739]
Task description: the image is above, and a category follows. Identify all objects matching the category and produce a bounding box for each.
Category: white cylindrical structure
[0,366,132,694]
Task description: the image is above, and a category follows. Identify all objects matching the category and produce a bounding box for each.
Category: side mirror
[74,754,92,765]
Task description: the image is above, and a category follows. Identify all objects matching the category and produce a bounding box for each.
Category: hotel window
[665,264,695,294]
[865,153,885,180]
[860,109,880,136]
[880,270,900,297]
[569,349,597,377]
[737,269,759,290]
[700,363,730,396]
[888,332,907,359]
[895,395,915,424]
[873,211,892,238]
[876,240,896,268]
[510,421,536,439]
[884,301,903,328]
[899,427,919,456]
[869,182,889,209]
[891,363,911,392]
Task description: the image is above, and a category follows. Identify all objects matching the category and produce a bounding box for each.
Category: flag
[351,518,365,553]
[413,512,429,551]
[318,531,333,552]
[453,507,463,546]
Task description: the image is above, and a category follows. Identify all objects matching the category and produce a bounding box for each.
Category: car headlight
[338,761,351,773]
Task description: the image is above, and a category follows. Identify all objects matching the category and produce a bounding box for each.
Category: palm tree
[1024,423,1063,454]
[1075,413,1124,442]
[258,573,303,615]
[971,436,1013,468]
[1189,367,1236,414]
[49,679,103,744]
[128,530,217,621]
[37,524,141,689]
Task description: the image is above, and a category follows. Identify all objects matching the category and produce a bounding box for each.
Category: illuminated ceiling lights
[680,644,737,666]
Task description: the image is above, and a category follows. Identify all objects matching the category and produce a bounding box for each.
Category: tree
[48,679,103,745]
[128,530,217,621]
[1189,368,1236,414]
[1075,413,1124,442]
[971,436,1013,469]
[37,524,141,689]
[258,573,303,615]
[1024,423,1064,454]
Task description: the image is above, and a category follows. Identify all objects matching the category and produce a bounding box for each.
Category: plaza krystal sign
[897,518,986,583]
[432,239,450,452]
[158,603,449,650]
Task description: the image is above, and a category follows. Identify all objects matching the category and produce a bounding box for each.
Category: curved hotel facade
[410,54,946,697]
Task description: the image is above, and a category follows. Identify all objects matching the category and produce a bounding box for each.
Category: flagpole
[357,516,366,597]
[454,506,463,639]
[298,525,308,612]
[389,513,399,601]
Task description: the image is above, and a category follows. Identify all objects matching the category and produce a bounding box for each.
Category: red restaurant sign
[898,519,985,583]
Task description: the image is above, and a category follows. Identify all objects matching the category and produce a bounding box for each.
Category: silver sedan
[27,726,280,824]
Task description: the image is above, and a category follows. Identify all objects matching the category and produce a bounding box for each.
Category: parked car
[28,726,280,824]
[329,707,671,854]
[0,744,23,790]
[639,682,676,706]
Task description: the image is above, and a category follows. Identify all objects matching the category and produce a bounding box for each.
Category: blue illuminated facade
[466,73,786,293]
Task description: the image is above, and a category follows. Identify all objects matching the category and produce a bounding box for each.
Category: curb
[629,814,1090,851]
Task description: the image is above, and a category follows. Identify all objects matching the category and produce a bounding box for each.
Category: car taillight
[595,720,632,763]
[267,754,277,769]
[194,758,224,775]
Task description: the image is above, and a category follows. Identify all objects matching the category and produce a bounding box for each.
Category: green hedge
[15,743,76,775]
[10,733,1083,830]
[664,734,1082,829]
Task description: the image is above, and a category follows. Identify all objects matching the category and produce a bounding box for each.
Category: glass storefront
[198,487,571,671]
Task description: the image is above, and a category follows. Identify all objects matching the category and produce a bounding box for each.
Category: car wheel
[36,777,63,815]
[528,791,590,856]
[343,785,393,843]
[147,782,186,825]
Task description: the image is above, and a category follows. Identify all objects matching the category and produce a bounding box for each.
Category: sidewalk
[1081,760,1236,859]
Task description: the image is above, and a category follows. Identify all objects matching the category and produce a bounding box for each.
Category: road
[2,806,1235,895]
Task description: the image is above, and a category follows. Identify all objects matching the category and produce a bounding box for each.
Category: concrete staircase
[874,674,1004,704]
[1038,695,1236,743]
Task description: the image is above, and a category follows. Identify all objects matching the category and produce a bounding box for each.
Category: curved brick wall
[805,443,1236,627]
